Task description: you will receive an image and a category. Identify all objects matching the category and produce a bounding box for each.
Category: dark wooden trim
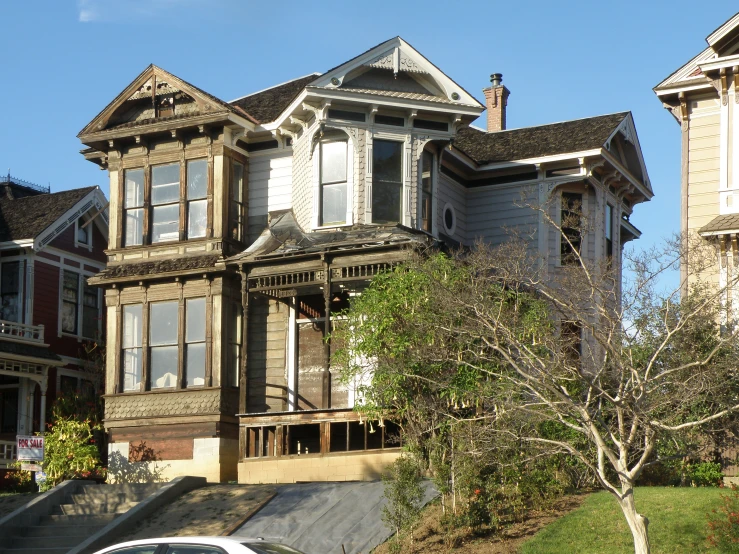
[322,257,331,409]
[116,167,124,250]
[205,279,213,387]
[141,291,151,392]
[177,283,185,388]
[239,267,249,413]
[113,294,122,394]
[143,162,151,246]
[179,153,187,242]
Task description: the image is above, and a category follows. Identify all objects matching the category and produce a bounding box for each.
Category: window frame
[368,136,407,226]
[420,149,435,233]
[121,159,210,248]
[605,203,614,262]
[75,217,93,250]
[229,160,245,243]
[0,261,21,323]
[319,139,349,226]
[60,269,102,340]
[118,295,212,393]
[560,192,584,266]
[311,131,354,229]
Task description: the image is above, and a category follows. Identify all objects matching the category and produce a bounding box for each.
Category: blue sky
[0,0,736,263]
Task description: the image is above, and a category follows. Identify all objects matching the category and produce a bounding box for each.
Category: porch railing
[0,321,44,343]
[0,440,16,467]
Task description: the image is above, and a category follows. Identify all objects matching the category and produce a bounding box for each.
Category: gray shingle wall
[105,388,223,420]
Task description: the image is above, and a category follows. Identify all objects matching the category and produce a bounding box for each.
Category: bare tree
[336,231,739,554]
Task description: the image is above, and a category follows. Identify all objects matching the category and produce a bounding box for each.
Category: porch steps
[0,482,164,554]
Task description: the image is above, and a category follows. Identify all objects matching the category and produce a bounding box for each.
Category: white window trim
[312,135,354,230]
[418,148,438,236]
[365,131,410,225]
[75,217,93,251]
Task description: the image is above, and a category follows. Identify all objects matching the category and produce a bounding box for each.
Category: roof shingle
[229,74,320,124]
[91,254,221,282]
[699,214,739,235]
[0,185,96,242]
[453,112,629,165]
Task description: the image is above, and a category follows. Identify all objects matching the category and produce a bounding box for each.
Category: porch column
[322,255,332,409]
[238,266,250,463]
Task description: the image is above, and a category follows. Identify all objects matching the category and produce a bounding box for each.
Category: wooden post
[322,256,331,409]
[239,266,250,413]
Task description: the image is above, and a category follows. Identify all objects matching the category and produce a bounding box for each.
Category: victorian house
[655,11,739,309]
[79,38,652,483]
[0,176,108,476]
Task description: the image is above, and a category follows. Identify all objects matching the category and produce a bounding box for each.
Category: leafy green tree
[335,234,739,554]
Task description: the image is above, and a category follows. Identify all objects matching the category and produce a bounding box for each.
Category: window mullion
[143,163,151,246]
[205,289,213,387]
[179,160,187,241]
[142,300,150,392]
[177,294,185,389]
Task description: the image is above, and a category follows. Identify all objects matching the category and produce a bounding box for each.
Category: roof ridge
[228,73,322,104]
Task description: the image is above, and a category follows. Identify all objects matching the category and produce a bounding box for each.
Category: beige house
[655,11,739,296]
[79,38,652,483]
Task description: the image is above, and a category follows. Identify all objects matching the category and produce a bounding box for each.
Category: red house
[0,175,108,472]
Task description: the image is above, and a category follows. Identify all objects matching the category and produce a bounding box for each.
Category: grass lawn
[521,487,726,554]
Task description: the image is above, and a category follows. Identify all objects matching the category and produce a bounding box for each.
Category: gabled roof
[655,11,739,93]
[454,112,630,165]
[0,185,97,243]
[78,65,256,138]
[229,74,321,124]
[310,37,483,109]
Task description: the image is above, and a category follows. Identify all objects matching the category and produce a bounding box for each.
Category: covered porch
[0,320,61,469]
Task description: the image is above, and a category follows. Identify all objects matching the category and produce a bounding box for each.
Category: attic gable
[311,37,483,108]
[78,65,241,138]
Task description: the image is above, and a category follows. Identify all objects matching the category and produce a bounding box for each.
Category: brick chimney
[483,73,510,132]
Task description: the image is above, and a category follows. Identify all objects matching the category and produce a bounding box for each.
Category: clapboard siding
[247,296,287,413]
[466,185,538,246]
[248,152,293,219]
[437,173,466,243]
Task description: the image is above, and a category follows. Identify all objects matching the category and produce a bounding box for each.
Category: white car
[92,536,308,554]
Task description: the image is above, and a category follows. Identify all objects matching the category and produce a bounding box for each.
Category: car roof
[95,536,267,552]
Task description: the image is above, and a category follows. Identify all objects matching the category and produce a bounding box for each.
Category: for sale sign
[16,435,44,462]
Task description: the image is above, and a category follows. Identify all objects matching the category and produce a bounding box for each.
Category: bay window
[122,304,143,392]
[124,169,144,247]
[320,140,348,225]
[123,159,210,247]
[372,139,403,224]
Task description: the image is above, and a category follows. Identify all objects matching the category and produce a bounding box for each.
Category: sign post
[16,435,44,491]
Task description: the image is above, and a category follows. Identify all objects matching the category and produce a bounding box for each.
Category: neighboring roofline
[620,218,642,239]
[228,73,322,103]
[706,12,739,47]
[34,187,108,251]
[654,45,715,91]
[468,111,629,136]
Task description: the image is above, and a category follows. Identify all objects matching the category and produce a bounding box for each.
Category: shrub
[707,484,739,550]
[41,415,104,491]
[382,454,424,548]
[690,462,724,487]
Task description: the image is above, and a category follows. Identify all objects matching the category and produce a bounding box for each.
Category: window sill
[312,223,355,231]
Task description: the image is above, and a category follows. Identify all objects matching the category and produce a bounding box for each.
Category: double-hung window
[320,140,348,226]
[605,204,613,262]
[421,151,434,233]
[0,262,20,323]
[122,304,143,392]
[150,301,178,389]
[77,217,91,246]
[124,169,145,247]
[187,159,207,239]
[372,140,403,224]
[230,161,245,242]
[61,270,100,338]
[560,192,583,266]
[185,298,206,387]
[61,271,80,334]
[151,163,180,243]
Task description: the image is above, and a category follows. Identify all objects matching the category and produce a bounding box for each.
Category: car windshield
[241,543,306,554]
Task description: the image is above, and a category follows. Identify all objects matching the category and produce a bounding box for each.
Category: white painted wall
[248,151,294,218]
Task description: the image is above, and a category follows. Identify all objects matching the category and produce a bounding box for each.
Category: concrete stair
[0,482,162,554]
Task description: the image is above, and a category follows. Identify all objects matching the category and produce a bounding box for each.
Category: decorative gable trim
[311,37,483,108]
[78,65,230,139]
[604,113,653,195]
[35,188,108,251]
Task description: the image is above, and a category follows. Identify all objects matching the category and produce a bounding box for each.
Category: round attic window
[451,92,460,101]
[331,77,340,86]
[443,203,456,236]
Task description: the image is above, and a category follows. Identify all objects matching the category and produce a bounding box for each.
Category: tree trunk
[618,491,650,554]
